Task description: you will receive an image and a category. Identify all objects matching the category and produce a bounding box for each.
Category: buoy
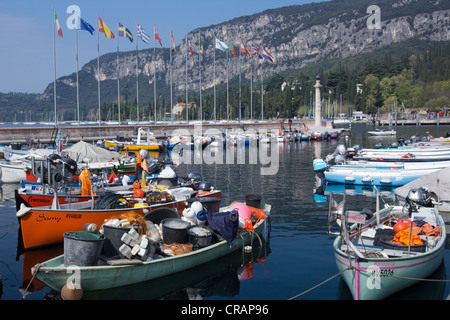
[61,281,83,300]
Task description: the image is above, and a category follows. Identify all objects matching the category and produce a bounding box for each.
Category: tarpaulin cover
[207,210,239,244]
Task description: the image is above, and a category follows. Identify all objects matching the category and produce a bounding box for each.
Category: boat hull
[18,190,222,250]
[335,239,444,300]
[0,163,27,183]
[35,205,270,292]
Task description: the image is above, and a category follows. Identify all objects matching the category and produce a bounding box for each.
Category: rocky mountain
[4,0,450,121]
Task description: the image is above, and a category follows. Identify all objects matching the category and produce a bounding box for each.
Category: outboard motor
[391,142,399,148]
[345,147,357,158]
[406,188,432,215]
[334,155,346,165]
[325,144,346,163]
[398,137,406,146]
[313,159,328,184]
[374,143,383,149]
[198,181,213,191]
[352,145,361,151]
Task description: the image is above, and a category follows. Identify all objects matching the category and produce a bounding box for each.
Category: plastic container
[245,194,261,208]
[186,197,221,213]
[102,225,131,258]
[380,236,426,253]
[188,226,212,249]
[161,218,191,244]
[144,207,180,224]
[63,231,104,266]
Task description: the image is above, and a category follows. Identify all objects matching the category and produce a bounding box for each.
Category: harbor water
[1,123,450,300]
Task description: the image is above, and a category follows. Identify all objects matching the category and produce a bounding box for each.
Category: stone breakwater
[0,119,332,144]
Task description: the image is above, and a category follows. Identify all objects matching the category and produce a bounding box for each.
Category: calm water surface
[1,124,450,300]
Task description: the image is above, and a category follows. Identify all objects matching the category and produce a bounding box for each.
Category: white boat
[0,162,27,183]
[368,129,396,136]
[331,188,445,300]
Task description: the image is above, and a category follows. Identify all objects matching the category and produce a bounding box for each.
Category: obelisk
[314,76,322,128]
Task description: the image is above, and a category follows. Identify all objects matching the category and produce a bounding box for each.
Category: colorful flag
[215,38,228,51]
[261,47,274,62]
[187,35,194,56]
[79,18,95,35]
[251,45,259,58]
[228,41,236,57]
[201,42,205,56]
[241,42,253,57]
[170,30,176,52]
[154,26,162,47]
[56,129,62,153]
[54,10,63,38]
[98,17,115,39]
[118,22,133,42]
[137,24,150,43]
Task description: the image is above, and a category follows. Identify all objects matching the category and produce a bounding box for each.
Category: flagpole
[136,23,139,124]
[75,27,80,125]
[199,32,202,122]
[97,15,101,125]
[261,59,264,121]
[250,65,253,122]
[52,8,58,127]
[226,48,229,122]
[185,33,188,123]
[153,26,156,123]
[170,30,173,123]
[239,39,242,123]
[213,38,216,122]
[117,19,121,124]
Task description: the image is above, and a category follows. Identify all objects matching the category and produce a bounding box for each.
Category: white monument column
[314,76,322,128]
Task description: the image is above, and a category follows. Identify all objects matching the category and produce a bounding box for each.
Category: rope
[288,267,352,300]
[21,263,42,299]
[0,216,16,240]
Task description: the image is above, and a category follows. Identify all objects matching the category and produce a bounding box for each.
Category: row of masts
[52,10,273,127]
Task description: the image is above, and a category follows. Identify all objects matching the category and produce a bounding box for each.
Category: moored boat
[32,202,271,292]
[331,188,445,300]
[17,189,222,249]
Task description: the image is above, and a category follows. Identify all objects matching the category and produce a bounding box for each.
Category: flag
[241,42,253,57]
[118,22,133,42]
[215,38,228,51]
[137,24,150,43]
[261,47,274,62]
[201,42,205,56]
[56,129,62,153]
[98,17,115,39]
[187,35,194,56]
[170,30,176,52]
[154,26,162,47]
[251,45,260,58]
[228,41,236,57]
[54,10,63,38]
[79,18,95,35]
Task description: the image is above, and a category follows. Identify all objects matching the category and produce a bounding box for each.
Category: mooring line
[288,267,352,300]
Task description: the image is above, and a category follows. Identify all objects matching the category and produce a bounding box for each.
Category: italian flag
[54,10,63,38]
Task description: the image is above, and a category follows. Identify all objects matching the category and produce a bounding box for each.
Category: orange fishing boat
[17,189,222,250]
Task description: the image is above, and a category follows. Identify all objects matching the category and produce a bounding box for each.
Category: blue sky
[0,0,323,94]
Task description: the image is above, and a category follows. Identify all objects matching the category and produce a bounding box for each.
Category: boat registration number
[371,269,394,277]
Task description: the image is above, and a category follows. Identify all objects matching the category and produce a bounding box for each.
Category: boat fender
[190,201,203,214]
[182,208,197,224]
[61,281,83,300]
[196,210,207,225]
[16,203,32,218]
